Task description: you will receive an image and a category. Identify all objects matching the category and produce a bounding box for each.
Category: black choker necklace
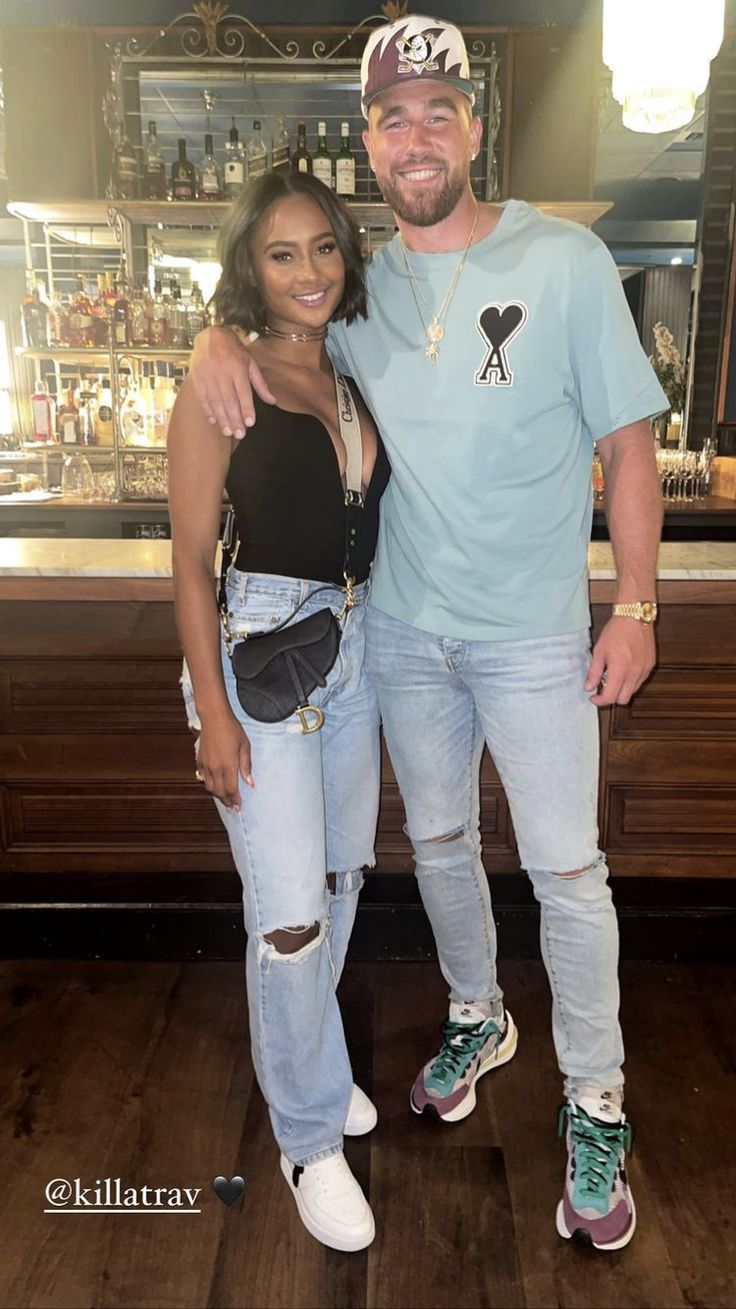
[261,325,327,342]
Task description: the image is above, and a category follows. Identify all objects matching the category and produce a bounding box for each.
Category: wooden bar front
[0,546,734,957]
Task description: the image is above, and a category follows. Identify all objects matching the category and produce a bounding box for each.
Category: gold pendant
[425,341,439,363]
[427,319,445,345]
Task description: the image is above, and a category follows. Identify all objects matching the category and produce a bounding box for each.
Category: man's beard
[377,161,467,227]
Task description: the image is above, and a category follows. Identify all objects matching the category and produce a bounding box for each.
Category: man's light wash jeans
[365,603,624,1099]
[182,571,380,1166]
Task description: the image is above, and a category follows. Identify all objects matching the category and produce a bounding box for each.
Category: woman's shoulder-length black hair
[213,170,368,332]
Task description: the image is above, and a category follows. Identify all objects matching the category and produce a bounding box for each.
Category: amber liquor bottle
[112,273,131,347]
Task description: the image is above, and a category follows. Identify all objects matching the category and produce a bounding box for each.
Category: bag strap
[218,364,366,653]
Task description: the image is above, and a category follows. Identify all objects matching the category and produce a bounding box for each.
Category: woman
[168,172,389,1253]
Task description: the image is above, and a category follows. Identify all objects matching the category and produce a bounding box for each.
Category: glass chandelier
[602,0,725,133]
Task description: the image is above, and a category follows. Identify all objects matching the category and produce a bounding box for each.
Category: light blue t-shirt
[328,199,667,641]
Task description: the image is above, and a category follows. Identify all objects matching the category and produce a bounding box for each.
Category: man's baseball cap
[361,15,475,118]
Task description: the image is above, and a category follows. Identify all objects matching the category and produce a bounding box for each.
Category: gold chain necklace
[399,204,479,364]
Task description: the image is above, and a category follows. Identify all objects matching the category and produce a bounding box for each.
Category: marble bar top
[0,538,735,580]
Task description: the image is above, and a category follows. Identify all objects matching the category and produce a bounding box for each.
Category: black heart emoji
[212,1174,246,1207]
[479,303,525,348]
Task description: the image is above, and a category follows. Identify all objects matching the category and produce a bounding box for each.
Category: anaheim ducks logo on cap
[396,32,439,76]
[361,15,475,117]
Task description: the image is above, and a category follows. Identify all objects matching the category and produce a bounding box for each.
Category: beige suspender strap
[332,365,364,505]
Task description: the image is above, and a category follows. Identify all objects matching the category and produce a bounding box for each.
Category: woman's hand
[189,325,276,438]
[196,707,255,811]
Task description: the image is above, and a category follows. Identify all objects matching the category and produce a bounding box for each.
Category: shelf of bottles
[15,256,203,500]
[111,63,496,217]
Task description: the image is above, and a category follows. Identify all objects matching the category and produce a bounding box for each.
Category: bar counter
[1,540,734,960]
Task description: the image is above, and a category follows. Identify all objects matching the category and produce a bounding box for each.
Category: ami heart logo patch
[474,301,528,387]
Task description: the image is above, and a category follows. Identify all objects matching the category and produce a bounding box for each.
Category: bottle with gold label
[94,377,115,446]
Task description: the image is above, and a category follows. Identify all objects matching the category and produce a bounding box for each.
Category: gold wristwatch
[612,601,658,624]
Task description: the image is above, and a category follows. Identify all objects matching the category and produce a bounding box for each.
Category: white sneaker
[280,1150,375,1252]
[344,1083,378,1136]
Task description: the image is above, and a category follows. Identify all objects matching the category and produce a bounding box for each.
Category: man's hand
[189,325,276,437]
[584,615,656,707]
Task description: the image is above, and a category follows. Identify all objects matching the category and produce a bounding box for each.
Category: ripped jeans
[365,604,624,1099]
[181,570,380,1166]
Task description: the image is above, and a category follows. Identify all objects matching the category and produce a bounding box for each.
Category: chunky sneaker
[280,1150,375,1251]
[556,1093,636,1250]
[410,1003,518,1122]
[344,1083,378,1136]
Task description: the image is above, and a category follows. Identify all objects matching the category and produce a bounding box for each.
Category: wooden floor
[1,958,734,1309]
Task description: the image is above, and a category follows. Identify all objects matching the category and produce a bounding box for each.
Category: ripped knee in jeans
[260,920,323,963]
[409,823,480,873]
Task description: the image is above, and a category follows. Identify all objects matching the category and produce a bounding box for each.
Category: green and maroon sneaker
[556,1094,636,1250]
[410,1003,518,1123]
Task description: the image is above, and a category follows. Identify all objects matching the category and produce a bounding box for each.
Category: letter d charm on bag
[295,705,326,734]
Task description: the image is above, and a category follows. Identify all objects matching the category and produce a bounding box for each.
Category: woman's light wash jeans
[364,603,624,1099]
[182,571,380,1166]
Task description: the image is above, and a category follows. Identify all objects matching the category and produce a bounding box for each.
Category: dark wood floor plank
[0,961,184,1309]
[367,963,522,1309]
[0,959,733,1309]
[0,958,251,1303]
[621,964,736,1309]
[492,962,686,1309]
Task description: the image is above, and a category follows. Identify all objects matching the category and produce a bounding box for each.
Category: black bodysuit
[225,390,390,586]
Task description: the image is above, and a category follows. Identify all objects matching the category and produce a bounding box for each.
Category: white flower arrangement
[649,322,686,416]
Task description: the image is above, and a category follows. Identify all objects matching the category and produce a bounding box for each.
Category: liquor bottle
[149,279,169,346]
[186,281,208,343]
[76,388,98,446]
[144,121,167,201]
[94,377,114,446]
[21,276,49,348]
[112,130,139,200]
[67,278,95,348]
[168,281,189,348]
[153,372,174,443]
[312,121,333,189]
[112,273,131,347]
[199,133,222,201]
[120,373,147,446]
[247,120,268,180]
[57,387,81,445]
[335,122,356,197]
[171,138,196,201]
[129,280,151,346]
[92,274,110,347]
[31,379,55,442]
[46,289,66,348]
[271,115,290,172]
[224,119,246,199]
[292,121,312,174]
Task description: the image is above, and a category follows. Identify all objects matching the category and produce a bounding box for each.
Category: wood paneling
[0,660,186,734]
[0,592,735,900]
[610,665,736,738]
[607,785,736,853]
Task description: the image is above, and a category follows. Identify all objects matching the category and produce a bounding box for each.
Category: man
[190,15,666,1251]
